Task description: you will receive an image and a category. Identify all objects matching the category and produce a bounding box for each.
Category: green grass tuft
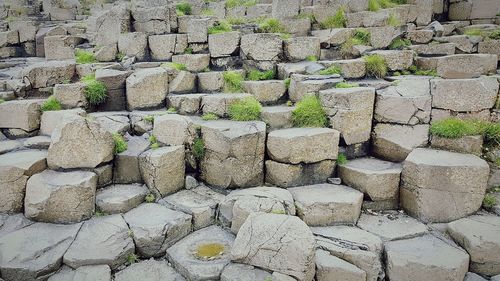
[143,115,154,123]
[286,100,293,106]
[320,8,347,29]
[306,55,318,62]
[368,0,380,11]
[82,75,107,105]
[145,193,155,203]
[341,28,370,56]
[318,65,342,75]
[259,18,286,33]
[223,71,244,92]
[202,112,220,120]
[489,29,500,40]
[226,17,246,25]
[167,107,177,113]
[292,95,328,127]
[127,253,138,264]
[430,118,500,146]
[388,38,411,49]
[75,49,97,64]
[226,0,256,8]
[387,13,400,27]
[364,54,388,78]
[336,82,359,88]
[116,52,125,62]
[246,69,275,81]
[337,153,348,165]
[41,96,62,111]
[284,78,291,89]
[464,29,483,36]
[161,62,187,71]
[176,2,192,16]
[0,99,5,104]
[112,133,128,154]
[149,135,160,149]
[483,194,497,208]
[208,20,232,34]
[378,0,396,8]
[228,96,262,121]
[192,138,205,160]
[184,47,193,54]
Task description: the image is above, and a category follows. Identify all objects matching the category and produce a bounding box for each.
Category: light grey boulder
[0,214,34,237]
[284,36,320,62]
[410,42,455,56]
[288,74,342,102]
[260,105,294,130]
[242,80,286,105]
[153,114,197,146]
[315,249,366,281]
[272,0,299,19]
[231,213,316,281]
[89,112,130,135]
[131,6,170,35]
[63,214,135,270]
[0,222,81,281]
[430,135,484,156]
[172,54,210,72]
[208,31,240,58]
[40,108,86,136]
[21,60,75,88]
[113,134,150,184]
[265,159,336,188]
[25,170,97,224]
[372,123,429,162]
[96,184,148,214]
[368,50,413,71]
[95,68,130,91]
[167,94,206,115]
[186,18,208,43]
[126,67,169,110]
[464,272,488,281]
[240,33,283,61]
[87,4,130,46]
[221,263,272,281]
[357,213,428,241]
[0,99,42,132]
[0,139,22,154]
[124,203,192,258]
[168,70,196,94]
[114,260,185,281]
[149,34,187,61]
[436,54,498,79]
[44,35,84,60]
[48,265,111,281]
[197,71,224,92]
[118,32,148,61]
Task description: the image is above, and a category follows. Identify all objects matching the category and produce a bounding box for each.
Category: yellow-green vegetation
[337,153,348,165]
[292,95,328,127]
[149,135,160,149]
[387,13,400,27]
[341,28,370,56]
[167,107,177,113]
[112,133,127,154]
[246,69,275,81]
[368,0,405,11]
[226,0,256,8]
[81,74,108,105]
[286,100,293,107]
[208,20,232,34]
[161,62,187,71]
[464,28,500,40]
[364,54,388,78]
[176,1,192,16]
[368,0,380,11]
[195,243,225,259]
[116,52,125,61]
[259,18,286,33]
[202,112,220,121]
[41,96,62,111]
[184,47,193,54]
[226,17,246,25]
[94,210,104,217]
[295,13,315,22]
[483,194,497,208]
[201,8,215,16]
[320,8,347,29]
[430,118,500,147]
[192,138,205,160]
[306,55,318,61]
[464,29,484,36]
[336,82,359,88]
[409,65,437,76]
[143,115,154,123]
[75,49,97,64]
[145,193,155,203]
[490,29,500,40]
[127,253,138,264]
[228,96,262,121]
[271,209,286,214]
[223,71,244,92]
[318,65,342,75]
[0,99,5,104]
[388,38,411,49]
[284,78,291,89]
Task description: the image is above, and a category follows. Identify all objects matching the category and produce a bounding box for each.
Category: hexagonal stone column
[0,99,43,132]
[401,148,489,223]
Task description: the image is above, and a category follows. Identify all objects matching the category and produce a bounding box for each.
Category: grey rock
[265,159,336,188]
[209,31,240,58]
[0,99,42,132]
[220,263,272,281]
[436,54,498,79]
[357,213,428,241]
[40,108,86,136]
[240,33,283,61]
[315,249,366,281]
[48,265,111,281]
[118,32,148,61]
[172,54,210,72]
[372,123,429,162]
[114,260,185,281]
[96,184,149,214]
[114,134,150,184]
[126,67,169,110]
[0,214,34,237]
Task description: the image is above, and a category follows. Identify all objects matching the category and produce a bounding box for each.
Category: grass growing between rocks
[292,95,328,127]
[336,82,359,88]
[337,153,348,165]
[41,96,62,111]
[202,112,220,121]
[341,28,370,56]
[320,8,346,29]
[81,75,108,105]
[318,65,342,75]
[143,115,154,123]
[387,13,401,27]
[430,118,500,147]
[223,71,244,92]
[394,65,438,77]
[259,18,286,33]
[145,193,155,203]
[192,138,205,160]
[176,1,192,15]
[388,38,411,50]
[306,55,318,62]
[364,54,388,78]
[228,96,262,121]
[368,0,405,11]
[483,194,497,209]
[149,135,160,149]
[112,133,127,154]
[75,49,97,64]
[246,69,275,81]
[161,62,187,71]
[226,0,257,8]
[208,20,232,34]
[284,78,291,89]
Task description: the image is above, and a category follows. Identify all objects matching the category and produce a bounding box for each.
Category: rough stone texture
[47,116,114,169]
[372,124,429,162]
[436,54,498,79]
[478,40,500,58]
[169,70,196,94]
[231,213,316,281]
[289,74,342,102]
[464,272,488,281]
[63,214,135,270]
[209,31,240,58]
[114,260,185,281]
[315,249,367,281]
[357,213,428,241]
[401,148,490,223]
[289,184,363,226]
[430,77,499,112]
[265,159,336,188]
[118,32,148,61]
[96,184,148,214]
[89,112,130,134]
[44,35,83,60]
[260,106,294,130]
[48,265,111,281]
[113,134,149,184]
[319,87,375,145]
[124,203,192,258]
[430,135,484,156]
[240,33,283,61]
[167,94,206,115]
[407,29,434,44]
[312,225,384,281]
[139,146,185,197]
[384,235,469,281]
[167,226,235,281]
[0,149,47,213]
[25,170,97,224]
[126,67,169,110]
[267,128,339,164]
[172,54,210,72]
[53,83,87,109]
[0,214,34,237]
[0,222,81,281]
[374,77,431,125]
[241,80,287,105]
[284,36,320,61]
[338,157,401,202]
[447,215,500,276]
[149,34,187,61]
[218,186,295,233]
[323,59,366,79]
[200,120,266,189]
[153,114,197,146]
[40,108,86,136]
[21,60,75,88]
[201,93,253,117]
[0,99,42,132]
[369,50,413,71]
[221,263,272,281]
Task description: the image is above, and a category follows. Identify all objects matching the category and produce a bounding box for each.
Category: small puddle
[194,243,225,260]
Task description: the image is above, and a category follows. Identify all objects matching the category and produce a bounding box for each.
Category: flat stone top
[0,149,47,169]
[311,225,383,253]
[357,213,428,241]
[289,184,363,204]
[447,215,500,244]
[268,127,337,138]
[406,148,488,168]
[144,145,184,157]
[162,189,217,209]
[96,184,148,202]
[201,119,266,136]
[33,169,96,186]
[0,99,44,106]
[342,157,402,173]
[261,105,294,114]
[320,86,375,95]
[225,186,294,203]
[124,203,191,226]
[378,78,431,97]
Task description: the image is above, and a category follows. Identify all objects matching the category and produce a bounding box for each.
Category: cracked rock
[357,212,428,241]
[48,265,111,281]
[96,184,149,214]
[114,259,185,281]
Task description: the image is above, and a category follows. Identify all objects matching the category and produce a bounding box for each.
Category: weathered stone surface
[221,263,272,281]
[240,33,283,61]
[0,99,42,132]
[319,87,375,145]
[53,83,87,109]
[149,34,187,61]
[40,109,86,136]
[167,94,206,115]
[464,272,488,281]
[167,225,235,281]
[153,114,197,146]
[114,260,185,281]
[201,93,253,117]
[197,71,224,92]
[407,29,434,44]
[338,157,401,202]
[313,225,384,281]
[231,213,316,281]
[242,80,286,105]
[368,50,413,71]
[0,222,81,281]
[312,28,355,47]
[447,215,500,276]
[401,148,489,223]
[139,146,185,197]
[118,32,148,61]
[218,186,295,233]
[284,36,320,62]
[87,4,130,46]
[209,31,240,58]
[63,214,135,270]
[96,184,148,214]
[124,203,191,258]
[375,77,431,125]
[260,105,293,130]
[265,159,336,188]
[126,67,169,110]
[430,76,499,111]
[48,265,111,281]
[172,54,210,72]
[368,26,401,49]
[0,139,22,154]
[186,18,208,43]
[478,40,500,57]
[21,60,75,89]
[200,120,266,189]
[436,54,498,79]
[0,149,47,213]
[410,42,455,56]
[95,44,118,62]
[372,124,429,162]
[315,249,366,281]
[114,135,150,184]
[169,70,196,94]
[131,6,170,35]
[357,213,428,241]
[289,184,363,226]
[431,135,484,156]
[384,235,469,281]
[44,35,83,60]
[0,214,34,237]
[289,74,342,102]
[323,59,366,79]
[47,116,114,169]
[267,128,340,164]
[25,170,97,224]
